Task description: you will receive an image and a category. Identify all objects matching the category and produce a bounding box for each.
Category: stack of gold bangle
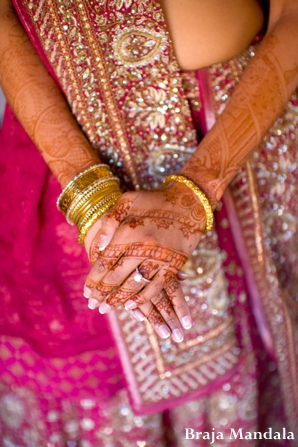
[57,164,122,244]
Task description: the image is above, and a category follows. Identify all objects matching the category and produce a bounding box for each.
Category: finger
[177,269,188,281]
[108,259,163,309]
[152,290,184,343]
[138,301,171,340]
[84,244,128,300]
[165,278,192,330]
[126,308,146,322]
[125,264,176,308]
[96,256,143,307]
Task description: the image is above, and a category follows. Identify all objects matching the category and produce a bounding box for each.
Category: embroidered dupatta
[11,0,298,434]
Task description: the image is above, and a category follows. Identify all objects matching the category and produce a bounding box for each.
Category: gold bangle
[68,179,120,225]
[78,193,122,245]
[75,187,121,228]
[57,164,113,214]
[162,174,213,233]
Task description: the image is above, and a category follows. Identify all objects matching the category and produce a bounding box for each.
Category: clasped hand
[83,182,206,343]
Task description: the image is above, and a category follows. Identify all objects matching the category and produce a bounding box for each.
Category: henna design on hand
[125,243,187,269]
[122,208,204,238]
[107,289,135,307]
[106,198,134,222]
[161,186,179,205]
[123,216,145,229]
[146,303,164,327]
[162,267,176,285]
[139,261,160,280]
[180,194,197,208]
[164,279,180,299]
[153,292,173,317]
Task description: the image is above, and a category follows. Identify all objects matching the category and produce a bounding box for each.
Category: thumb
[87,194,134,260]
[101,194,134,244]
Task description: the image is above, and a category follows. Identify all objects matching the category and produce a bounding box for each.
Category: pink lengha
[0,0,298,445]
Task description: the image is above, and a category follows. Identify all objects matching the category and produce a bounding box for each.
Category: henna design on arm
[181,17,298,207]
[0,0,98,188]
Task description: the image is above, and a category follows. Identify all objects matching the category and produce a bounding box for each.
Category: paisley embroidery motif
[115,29,164,66]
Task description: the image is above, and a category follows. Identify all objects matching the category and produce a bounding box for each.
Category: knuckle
[85,279,97,289]
[175,303,188,312]
[106,270,121,284]
[167,316,179,325]
[93,259,106,275]
[151,280,163,291]
[142,234,158,247]
[127,278,142,290]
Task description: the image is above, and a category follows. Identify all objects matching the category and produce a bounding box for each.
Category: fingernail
[158,325,171,339]
[98,234,108,251]
[99,302,112,314]
[181,316,192,329]
[125,300,137,311]
[84,286,92,298]
[88,298,99,310]
[178,271,188,280]
[172,328,184,343]
[133,309,145,321]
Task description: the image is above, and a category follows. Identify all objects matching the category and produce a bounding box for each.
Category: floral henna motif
[121,208,202,237]
[180,193,197,208]
[124,215,145,228]
[161,185,179,205]
[106,198,133,222]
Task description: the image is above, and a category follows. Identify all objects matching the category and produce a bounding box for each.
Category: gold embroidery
[22,0,238,408]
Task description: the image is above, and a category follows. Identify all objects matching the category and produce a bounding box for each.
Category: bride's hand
[83,182,206,342]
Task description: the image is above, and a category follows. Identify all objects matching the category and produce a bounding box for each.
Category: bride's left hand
[84,181,207,342]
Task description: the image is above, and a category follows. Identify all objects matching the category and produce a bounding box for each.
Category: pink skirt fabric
[0,103,291,445]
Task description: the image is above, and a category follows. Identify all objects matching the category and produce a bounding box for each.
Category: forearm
[0,1,99,188]
[181,5,298,208]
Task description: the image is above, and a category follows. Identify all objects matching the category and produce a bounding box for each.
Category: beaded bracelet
[162,174,213,233]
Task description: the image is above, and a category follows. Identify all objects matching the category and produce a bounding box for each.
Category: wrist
[179,169,222,211]
[57,164,122,244]
[162,174,213,233]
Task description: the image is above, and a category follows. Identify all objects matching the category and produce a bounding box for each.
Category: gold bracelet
[162,174,213,233]
[67,179,120,225]
[57,164,113,214]
[77,193,122,245]
[75,187,121,228]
